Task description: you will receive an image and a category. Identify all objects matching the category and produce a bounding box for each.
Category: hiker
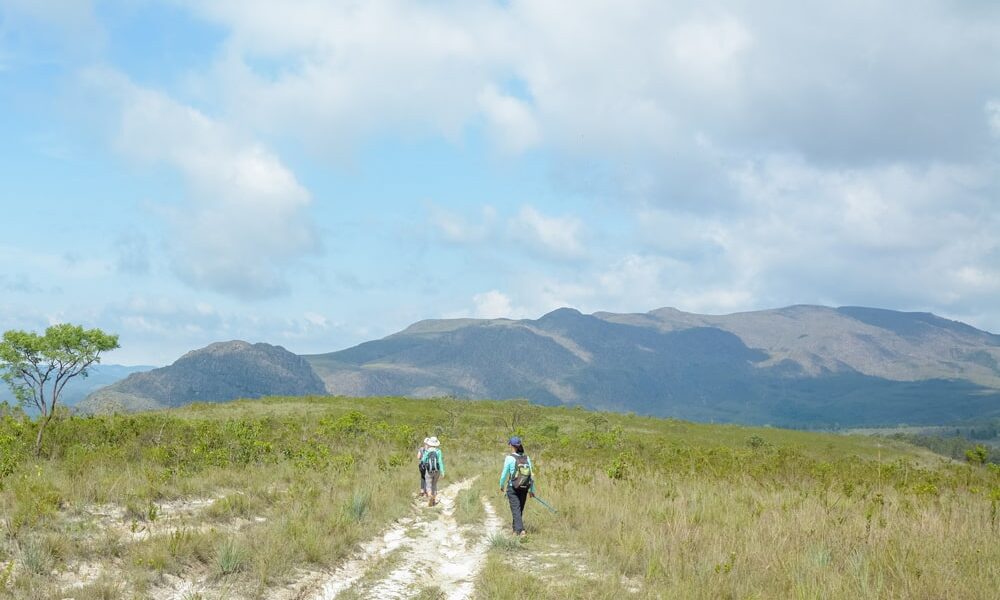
[421,436,445,506]
[498,436,535,536]
[417,438,430,497]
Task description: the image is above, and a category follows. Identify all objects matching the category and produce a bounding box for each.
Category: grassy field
[0,396,997,598]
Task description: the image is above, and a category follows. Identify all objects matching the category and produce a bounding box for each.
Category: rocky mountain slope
[79,341,325,412]
[304,305,1000,427]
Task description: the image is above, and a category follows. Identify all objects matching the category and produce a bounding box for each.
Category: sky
[1,0,999,366]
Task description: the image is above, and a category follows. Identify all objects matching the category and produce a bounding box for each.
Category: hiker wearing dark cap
[498,436,535,536]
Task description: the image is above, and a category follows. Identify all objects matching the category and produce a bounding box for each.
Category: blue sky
[2,0,999,365]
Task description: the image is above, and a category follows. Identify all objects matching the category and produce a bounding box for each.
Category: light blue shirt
[499,452,535,492]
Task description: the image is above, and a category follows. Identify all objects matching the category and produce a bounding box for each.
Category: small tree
[0,324,119,454]
[494,399,538,434]
[586,413,609,433]
[965,444,989,466]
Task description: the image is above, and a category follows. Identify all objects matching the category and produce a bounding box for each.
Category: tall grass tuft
[345,490,371,523]
[487,533,522,552]
[214,538,249,577]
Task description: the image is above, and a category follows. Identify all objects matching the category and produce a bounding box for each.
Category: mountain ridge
[304,304,1000,426]
[81,305,1000,427]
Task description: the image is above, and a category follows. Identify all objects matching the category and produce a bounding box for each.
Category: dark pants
[419,463,427,492]
[506,486,529,533]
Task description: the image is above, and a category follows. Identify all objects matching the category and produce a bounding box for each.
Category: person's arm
[498,455,514,490]
[528,456,536,494]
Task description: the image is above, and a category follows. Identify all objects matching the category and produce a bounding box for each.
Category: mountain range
[79,305,1000,427]
[0,364,153,413]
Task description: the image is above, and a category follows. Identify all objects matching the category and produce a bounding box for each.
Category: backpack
[424,449,441,473]
[510,453,532,490]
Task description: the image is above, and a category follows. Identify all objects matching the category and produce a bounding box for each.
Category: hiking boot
[429,496,436,507]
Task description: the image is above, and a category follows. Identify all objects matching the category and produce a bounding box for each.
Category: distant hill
[304,305,1000,427]
[0,364,153,412]
[79,341,325,413]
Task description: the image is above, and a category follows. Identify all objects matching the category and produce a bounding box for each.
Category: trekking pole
[532,495,558,514]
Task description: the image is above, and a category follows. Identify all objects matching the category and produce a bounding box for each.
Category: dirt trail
[310,476,500,600]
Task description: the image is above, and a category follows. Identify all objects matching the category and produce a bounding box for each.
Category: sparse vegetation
[0,395,996,598]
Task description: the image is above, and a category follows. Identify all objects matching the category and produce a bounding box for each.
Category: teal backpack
[424,449,441,473]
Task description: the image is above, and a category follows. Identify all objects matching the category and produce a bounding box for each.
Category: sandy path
[310,476,500,600]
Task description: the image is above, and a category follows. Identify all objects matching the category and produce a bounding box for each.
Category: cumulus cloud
[621,157,1000,317]
[23,1,1000,334]
[472,290,515,319]
[427,204,586,261]
[478,84,540,154]
[508,206,586,260]
[119,1,1000,327]
[87,69,319,298]
[171,1,1000,194]
[179,0,512,154]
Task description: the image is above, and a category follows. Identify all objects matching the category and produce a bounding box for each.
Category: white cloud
[478,84,540,154]
[509,205,586,260]
[303,312,330,328]
[170,1,1000,324]
[427,204,587,262]
[180,0,512,154]
[472,290,515,319]
[665,14,753,89]
[86,69,319,298]
[17,0,999,340]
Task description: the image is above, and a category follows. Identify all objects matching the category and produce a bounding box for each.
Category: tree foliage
[0,324,118,453]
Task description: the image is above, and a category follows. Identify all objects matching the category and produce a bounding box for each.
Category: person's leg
[429,472,440,506]
[419,465,427,495]
[515,488,529,534]
[506,486,524,533]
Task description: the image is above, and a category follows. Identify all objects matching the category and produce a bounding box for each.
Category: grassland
[0,396,997,599]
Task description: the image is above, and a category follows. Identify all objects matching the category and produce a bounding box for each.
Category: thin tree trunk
[33,412,53,456]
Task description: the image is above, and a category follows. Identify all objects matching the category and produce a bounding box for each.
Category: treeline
[948,417,1000,441]
[884,431,1000,465]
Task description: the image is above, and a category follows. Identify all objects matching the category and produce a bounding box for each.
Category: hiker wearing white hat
[420,436,446,506]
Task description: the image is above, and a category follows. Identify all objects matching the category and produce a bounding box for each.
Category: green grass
[0,395,996,598]
[454,485,485,526]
